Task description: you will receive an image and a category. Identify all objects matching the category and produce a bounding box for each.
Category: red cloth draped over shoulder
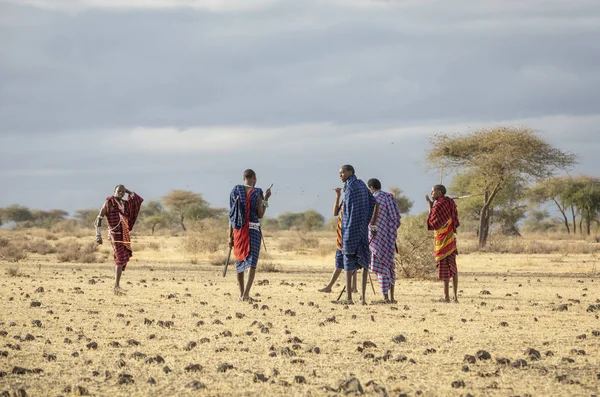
[426,196,460,261]
[234,188,254,261]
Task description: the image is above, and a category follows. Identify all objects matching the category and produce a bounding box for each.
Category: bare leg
[443,280,450,302]
[319,268,342,292]
[346,270,353,302]
[237,272,245,300]
[114,266,124,295]
[390,284,395,303]
[242,267,257,301]
[361,268,368,305]
[352,272,358,293]
[452,274,459,303]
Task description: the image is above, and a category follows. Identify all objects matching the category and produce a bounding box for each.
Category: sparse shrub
[261,261,280,273]
[209,255,227,267]
[28,239,56,255]
[52,220,88,238]
[56,240,98,263]
[45,233,59,241]
[315,242,336,257]
[0,243,27,262]
[147,242,160,251]
[0,236,10,247]
[182,232,223,256]
[6,266,22,277]
[395,213,436,280]
[278,233,319,252]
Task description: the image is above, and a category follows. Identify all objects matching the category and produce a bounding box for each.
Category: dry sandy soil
[1,234,599,396]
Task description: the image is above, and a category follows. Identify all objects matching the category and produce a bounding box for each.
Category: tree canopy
[428,126,576,247]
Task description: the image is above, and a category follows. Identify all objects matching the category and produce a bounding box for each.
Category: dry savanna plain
[1,227,599,397]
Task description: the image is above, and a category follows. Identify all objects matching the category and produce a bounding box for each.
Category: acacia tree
[162,190,208,231]
[566,178,600,235]
[389,187,414,215]
[427,126,576,248]
[527,175,600,235]
[450,172,527,236]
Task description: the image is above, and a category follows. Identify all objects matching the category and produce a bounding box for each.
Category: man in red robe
[95,185,143,295]
[426,184,460,303]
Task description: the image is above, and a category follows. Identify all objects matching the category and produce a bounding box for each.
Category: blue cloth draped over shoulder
[341,175,376,269]
[229,185,263,229]
[229,185,263,272]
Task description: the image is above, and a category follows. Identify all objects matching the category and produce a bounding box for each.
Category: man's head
[431,184,446,201]
[114,185,125,199]
[339,165,355,182]
[367,178,381,193]
[243,169,257,187]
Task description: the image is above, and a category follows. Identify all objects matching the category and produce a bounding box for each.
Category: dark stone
[512,359,528,368]
[451,380,465,388]
[185,381,206,390]
[217,363,234,373]
[496,357,511,365]
[254,373,269,383]
[294,375,306,384]
[463,355,477,364]
[118,374,134,385]
[147,377,156,385]
[30,302,41,307]
[392,334,406,344]
[184,364,202,373]
[525,348,541,361]
[339,377,363,394]
[86,342,98,350]
[162,366,171,374]
[476,350,492,361]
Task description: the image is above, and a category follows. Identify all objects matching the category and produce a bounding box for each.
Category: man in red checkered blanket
[367,179,402,303]
[426,184,460,303]
[95,185,143,295]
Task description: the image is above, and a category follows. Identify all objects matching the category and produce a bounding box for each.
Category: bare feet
[318,287,332,293]
[352,289,359,293]
[113,286,126,296]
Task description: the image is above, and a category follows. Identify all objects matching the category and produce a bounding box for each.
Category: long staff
[223,245,233,277]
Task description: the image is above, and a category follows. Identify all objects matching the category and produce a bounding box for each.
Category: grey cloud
[1,1,599,134]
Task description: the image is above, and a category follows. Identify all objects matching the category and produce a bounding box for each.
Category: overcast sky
[1,0,599,220]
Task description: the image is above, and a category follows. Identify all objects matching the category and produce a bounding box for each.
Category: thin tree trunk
[180,214,187,232]
[478,185,502,249]
[586,210,591,236]
[571,206,577,234]
[552,198,570,234]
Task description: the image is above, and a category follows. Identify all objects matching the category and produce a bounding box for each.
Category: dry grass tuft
[278,233,320,252]
[0,242,28,262]
[56,240,99,263]
[28,239,57,255]
[261,261,281,273]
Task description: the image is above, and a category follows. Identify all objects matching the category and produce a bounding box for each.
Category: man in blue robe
[339,164,377,304]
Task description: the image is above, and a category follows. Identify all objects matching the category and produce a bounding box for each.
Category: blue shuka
[341,175,376,270]
[229,185,263,273]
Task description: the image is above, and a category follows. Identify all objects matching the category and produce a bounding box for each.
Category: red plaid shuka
[105,193,143,269]
[427,195,459,281]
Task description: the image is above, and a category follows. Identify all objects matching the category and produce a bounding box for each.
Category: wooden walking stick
[223,245,233,277]
[368,270,376,295]
[336,270,357,301]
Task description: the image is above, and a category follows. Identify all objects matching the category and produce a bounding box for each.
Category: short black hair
[341,165,355,175]
[114,184,124,191]
[367,178,381,190]
[433,184,447,195]
[243,169,256,179]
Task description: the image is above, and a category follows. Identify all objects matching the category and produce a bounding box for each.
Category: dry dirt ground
[1,235,599,397]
